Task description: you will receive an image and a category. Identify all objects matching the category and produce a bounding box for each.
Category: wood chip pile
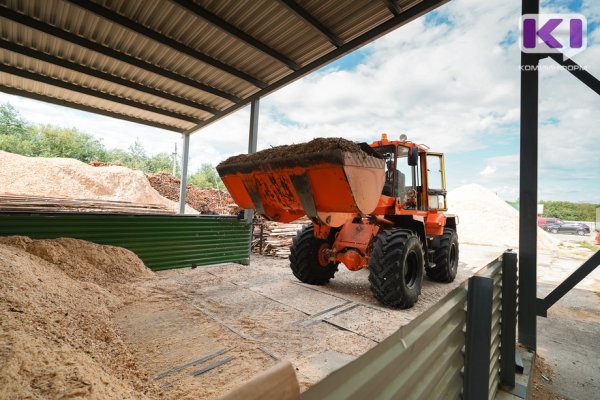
[253,219,309,258]
[147,172,239,215]
[89,161,124,167]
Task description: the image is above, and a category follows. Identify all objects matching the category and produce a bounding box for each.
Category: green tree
[0,103,28,137]
[33,124,107,162]
[541,200,599,221]
[0,103,186,176]
[146,152,174,174]
[106,140,174,173]
[188,164,225,189]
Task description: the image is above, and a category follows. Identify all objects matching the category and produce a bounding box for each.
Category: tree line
[0,103,224,189]
[541,201,599,222]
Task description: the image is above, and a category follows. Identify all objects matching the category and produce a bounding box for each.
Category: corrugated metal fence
[479,259,503,400]
[302,255,507,400]
[0,212,251,271]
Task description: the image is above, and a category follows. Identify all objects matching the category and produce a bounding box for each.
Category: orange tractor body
[217,135,458,308]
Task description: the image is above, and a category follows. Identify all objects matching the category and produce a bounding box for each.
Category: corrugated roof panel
[1,49,214,120]
[0,16,236,109]
[99,0,288,84]
[301,0,395,42]
[199,0,335,68]
[0,73,196,131]
[5,0,254,99]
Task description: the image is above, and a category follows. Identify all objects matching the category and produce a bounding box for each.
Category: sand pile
[0,237,158,399]
[147,172,239,215]
[0,151,194,214]
[447,184,557,250]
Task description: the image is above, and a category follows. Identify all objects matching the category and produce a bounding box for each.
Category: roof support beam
[186,0,450,134]
[386,0,403,16]
[549,54,600,96]
[0,85,184,132]
[277,0,343,47]
[0,39,219,115]
[171,0,300,70]
[0,63,203,124]
[65,0,266,89]
[0,6,241,103]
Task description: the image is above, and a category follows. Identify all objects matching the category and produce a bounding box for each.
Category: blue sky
[1,0,599,202]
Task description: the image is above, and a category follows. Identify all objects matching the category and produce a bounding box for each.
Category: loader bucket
[216,138,385,226]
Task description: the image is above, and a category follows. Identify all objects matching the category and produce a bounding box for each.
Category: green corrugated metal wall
[0,212,251,271]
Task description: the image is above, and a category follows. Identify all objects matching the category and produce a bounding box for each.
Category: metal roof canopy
[0,0,449,135]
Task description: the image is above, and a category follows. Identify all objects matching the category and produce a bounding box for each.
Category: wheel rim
[552,229,558,233]
[449,243,458,272]
[404,250,419,287]
[578,230,584,236]
[317,243,330,266]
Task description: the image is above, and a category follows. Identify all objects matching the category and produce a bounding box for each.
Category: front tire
[551,228,558,234]
[577,230,585,236]
[368,229,424,309]
[427,228,459,283]
[289,225,338,285]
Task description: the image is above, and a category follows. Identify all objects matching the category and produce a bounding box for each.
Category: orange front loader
[217,135,458,308]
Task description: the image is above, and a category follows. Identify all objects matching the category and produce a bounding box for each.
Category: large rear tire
[368,229,424,309]
[289,225,338,285]
[427,228,459,283]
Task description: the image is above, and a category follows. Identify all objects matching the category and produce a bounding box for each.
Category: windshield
[373,145,416,200]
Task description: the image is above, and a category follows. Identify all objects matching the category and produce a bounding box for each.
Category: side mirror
[408,147,418,166]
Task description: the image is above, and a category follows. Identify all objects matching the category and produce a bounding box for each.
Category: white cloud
[480,165,497,176]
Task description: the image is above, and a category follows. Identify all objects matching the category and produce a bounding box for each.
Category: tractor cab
[371,133,448,212]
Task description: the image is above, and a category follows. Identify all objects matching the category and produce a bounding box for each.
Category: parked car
[537,217,562,227]
[544,222,591,235]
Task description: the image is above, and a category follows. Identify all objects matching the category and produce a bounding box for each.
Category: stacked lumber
[254,220,309,258]
[0,193,174,214]
[147,172,240,215]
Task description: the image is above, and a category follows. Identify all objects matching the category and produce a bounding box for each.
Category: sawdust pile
[0,150,192,214]
[532,355,564,400]
[447,184,557,250]
[147,172,239,215]
[0,237,159,399]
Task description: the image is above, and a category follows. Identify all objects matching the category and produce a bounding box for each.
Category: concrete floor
[114,240,599,398]
[536,283,600,400]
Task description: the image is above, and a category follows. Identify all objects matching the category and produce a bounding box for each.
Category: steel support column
[240,99,259,265]
[248,100,259,154]
[518,0,540,351]
[245,99,259,223]
[178,134,190,214]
